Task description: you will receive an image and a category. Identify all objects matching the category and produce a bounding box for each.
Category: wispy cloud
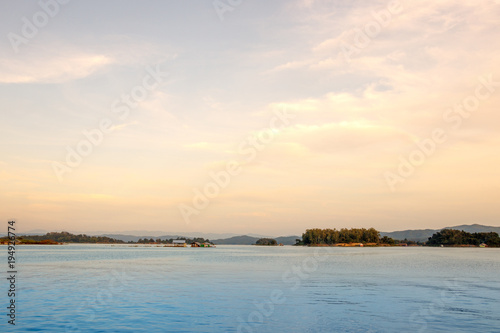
[0,53,113,83]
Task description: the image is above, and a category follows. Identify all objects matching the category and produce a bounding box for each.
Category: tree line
[299,228,500,247]
[301,228,393,245]
[136,237,212,244]
[427,229,500,247]
[255,238,278,245]
[22,232,125,243]
[19,232,214,244]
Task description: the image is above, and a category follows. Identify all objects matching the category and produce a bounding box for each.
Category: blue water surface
[1,245,499,332]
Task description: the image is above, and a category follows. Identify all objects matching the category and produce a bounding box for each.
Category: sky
[1,0,499,236]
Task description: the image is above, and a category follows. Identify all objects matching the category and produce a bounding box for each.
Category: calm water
[1,245,499,332]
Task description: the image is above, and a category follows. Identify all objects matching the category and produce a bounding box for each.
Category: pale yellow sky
[1,0,499,235]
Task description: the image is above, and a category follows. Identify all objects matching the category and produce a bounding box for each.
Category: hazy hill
[276,236,301,245]
[103,234,217,242]
[380,229,438,242]
[212,235,259,245]
[212,235,300,245]
[381,224,500,242]
[103,234,180,242]
[447,224,500,233]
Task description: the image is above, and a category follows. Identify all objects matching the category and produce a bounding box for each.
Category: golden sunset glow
[1,0,499,235]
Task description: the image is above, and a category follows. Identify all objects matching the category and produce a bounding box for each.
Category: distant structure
[173,240,187,247]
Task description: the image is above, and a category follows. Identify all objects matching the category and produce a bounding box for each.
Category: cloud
[276,121,414,156]
[288,0,500,78]
[0,53,113,83]
[0,35,177,84]
[267,60,312,73]
[109,121,138,132]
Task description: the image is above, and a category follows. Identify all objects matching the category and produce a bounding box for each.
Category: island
[255,238,278,246]
[0,238,61,245]
[427,229,500,247]
[0,231,214,247]
[298,228,500,247]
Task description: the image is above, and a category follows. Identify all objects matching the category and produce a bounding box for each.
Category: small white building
[173,240,187,247]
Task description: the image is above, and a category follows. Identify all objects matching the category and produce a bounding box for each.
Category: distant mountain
[380,229,438,242]
[212,235,300,245]
[212,235,259,245]
[102,234,154,242]
[276,236,301,245]
[13,230,48,236]
[95,231,242,239]
[381,224,500,242]
[447,224,500,234]
[103,234,214,242]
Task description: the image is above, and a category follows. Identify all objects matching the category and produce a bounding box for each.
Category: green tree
[256,238,278,246]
